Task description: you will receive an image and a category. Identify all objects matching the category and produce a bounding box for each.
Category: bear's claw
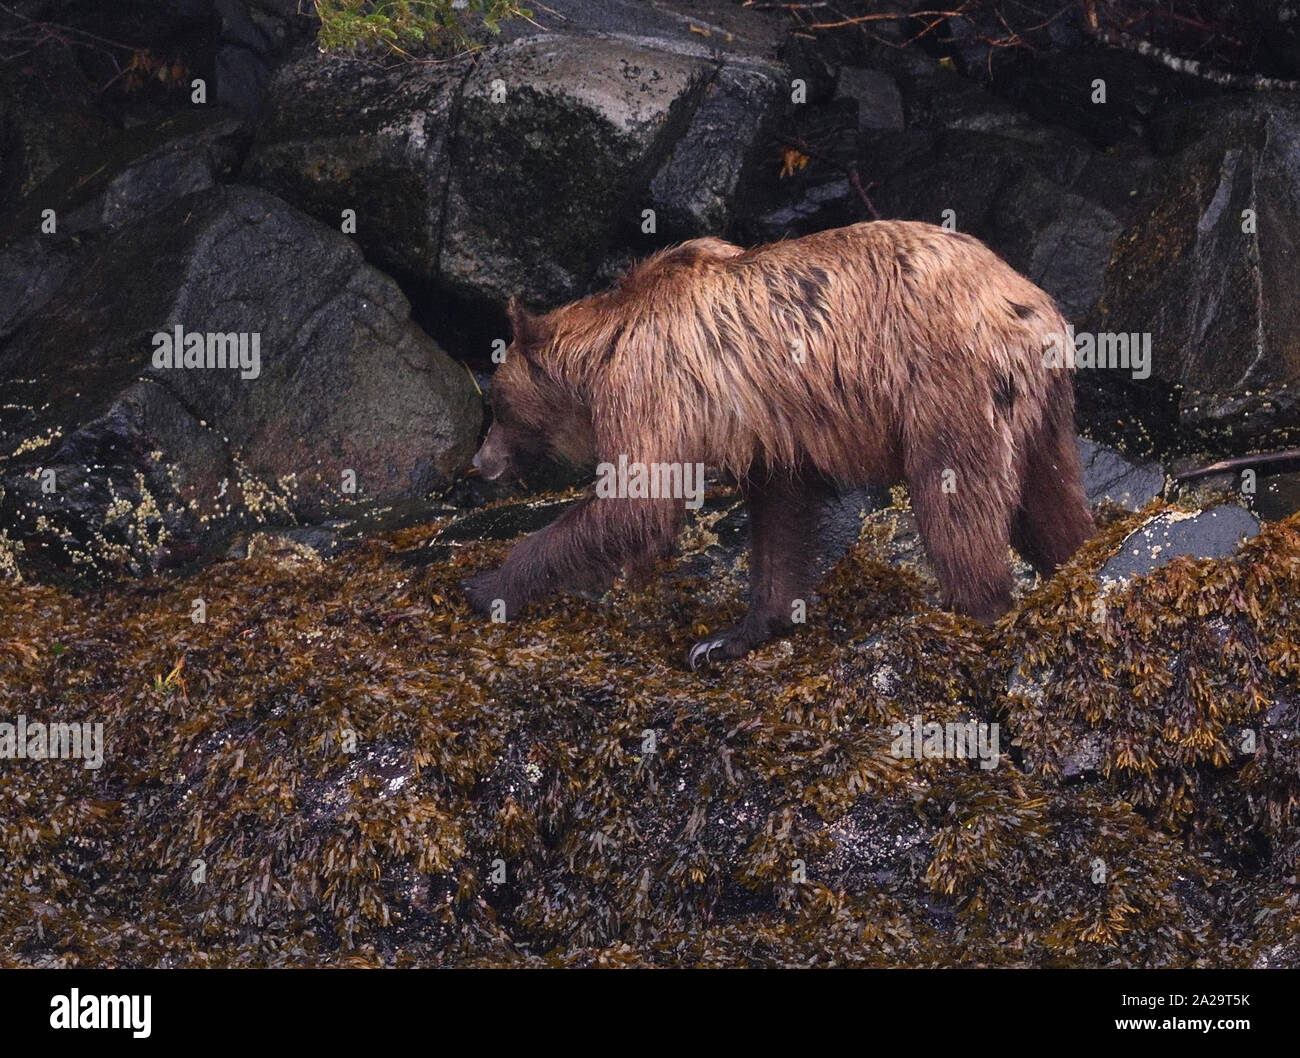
[688,637,731,671]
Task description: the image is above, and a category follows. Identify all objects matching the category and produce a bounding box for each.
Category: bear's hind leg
[1011,421,1094,576]
[905,449,1017,624]
[688,472,822,669]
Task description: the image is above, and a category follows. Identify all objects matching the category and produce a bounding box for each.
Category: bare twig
[1174,448,1300,483]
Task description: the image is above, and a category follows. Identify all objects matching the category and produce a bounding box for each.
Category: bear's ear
[506,297,551,364]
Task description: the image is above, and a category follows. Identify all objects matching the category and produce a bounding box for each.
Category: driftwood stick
[1174,448,1300,482]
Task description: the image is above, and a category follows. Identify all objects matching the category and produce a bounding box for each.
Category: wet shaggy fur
[463,220,1094,665]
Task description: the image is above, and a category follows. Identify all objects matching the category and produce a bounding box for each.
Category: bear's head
[472,299,596,481]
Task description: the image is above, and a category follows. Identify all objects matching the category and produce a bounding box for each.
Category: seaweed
[1,495,1297,966]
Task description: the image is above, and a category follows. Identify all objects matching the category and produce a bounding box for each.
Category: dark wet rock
[999,42,1219,148]
[1092,98,1300,451]
[648,59,790,239]
[0,40,116,207]
[5,1,317,115]
[1077,437,1165,511]
[1255,470,1300,520]
[908,66,1081,148]
[1097,505,1260,587]
[243,55,470,290]
[989,167,1125,321]
[0,185,479,582]
[0,238,75,344]
[1234,0,1300,79]
[0,110,251,345]
[439,34,713,308]
[862,127,1068,231]
[213,0,317,112]
[816,486,893,569]
[835,67,904,132]
[5,110,250,236]
[746,98,864,240]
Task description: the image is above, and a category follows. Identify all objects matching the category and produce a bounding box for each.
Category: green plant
[313,0,531,57]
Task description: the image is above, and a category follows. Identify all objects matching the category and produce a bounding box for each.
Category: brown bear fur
[464,220,1094,666]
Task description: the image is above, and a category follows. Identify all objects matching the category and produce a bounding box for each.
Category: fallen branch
[1174,448,1300,483]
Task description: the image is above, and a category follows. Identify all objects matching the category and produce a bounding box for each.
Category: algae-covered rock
[0,185,480,582]
[2,490,1297,967]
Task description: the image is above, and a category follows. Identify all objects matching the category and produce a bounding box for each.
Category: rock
[1092,98,1300,450]
[438,34,713,307]
[990,168,1124,321]
[502,0,787,57]
[816,486,892,570]
[1001,44,1219,148]
[0,109,251,360]
[213,0,316,112]
[0,39,116,207]
[835,67,904,132]
[1255,469,1300,520]
[865,127,1081,241]
[1077,437,1165,511]
[0,186,480,581]
[1097,505,1260,588]
[648,59,790,239]
[5,1,316,116]
[1232,0,1300,80]
[5,110,250,237]
[0,238,75,345]
[747,98,865,240]
[243,55,469,290]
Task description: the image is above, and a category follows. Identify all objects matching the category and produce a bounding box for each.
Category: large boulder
[243,55,469,290]
[1090,98,1300,450]
[647,58,790,240]
[0,186,479,581]
[246,23,792,315]
[437,34,712,307]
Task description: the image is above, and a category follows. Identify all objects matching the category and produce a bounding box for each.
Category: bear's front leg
[462,493,684,619]
[689,473,823,669]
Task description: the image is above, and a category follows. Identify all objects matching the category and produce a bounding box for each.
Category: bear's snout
[471,425,512,481]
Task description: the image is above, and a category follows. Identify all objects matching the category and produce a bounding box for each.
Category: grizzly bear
[462,220,1094,667]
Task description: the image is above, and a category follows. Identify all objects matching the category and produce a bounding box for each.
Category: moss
[0,495,1297,966]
